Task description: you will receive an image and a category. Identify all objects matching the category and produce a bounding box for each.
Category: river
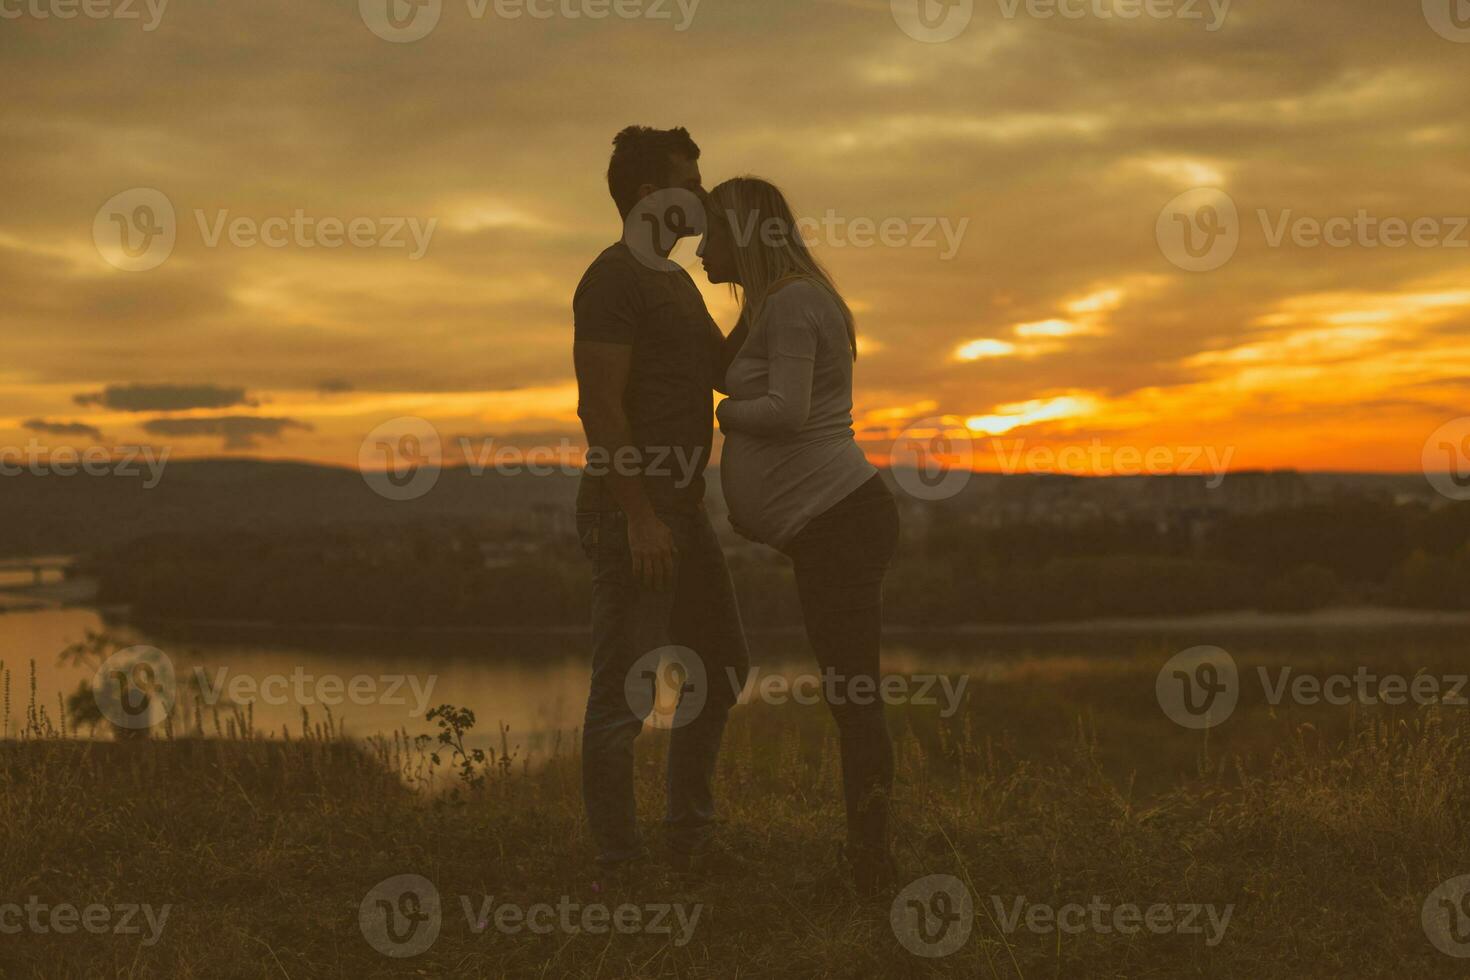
[6,596,1470,758]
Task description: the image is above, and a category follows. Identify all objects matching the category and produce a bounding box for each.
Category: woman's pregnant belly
[719,431,871,546]
[718,431,767,540]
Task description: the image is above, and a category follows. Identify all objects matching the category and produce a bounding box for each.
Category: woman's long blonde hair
[707,177,858,360]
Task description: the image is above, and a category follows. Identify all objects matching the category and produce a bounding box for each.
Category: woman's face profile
[700,210,740,285]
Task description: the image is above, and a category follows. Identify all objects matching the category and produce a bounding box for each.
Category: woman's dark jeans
[778,474,900,861]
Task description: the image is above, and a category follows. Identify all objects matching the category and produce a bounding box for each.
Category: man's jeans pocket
[577,511,629,562]
[576,512,600,560]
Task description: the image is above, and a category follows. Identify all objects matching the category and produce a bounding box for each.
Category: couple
[572,125,899,896]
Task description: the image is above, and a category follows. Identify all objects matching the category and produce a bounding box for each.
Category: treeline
[93,524,590,628]
[888,497,1470,624]
[91,498,1470,629]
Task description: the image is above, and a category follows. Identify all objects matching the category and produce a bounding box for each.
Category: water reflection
[5,604,1469,763]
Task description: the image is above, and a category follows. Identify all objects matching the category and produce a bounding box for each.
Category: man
[573,125,749,871]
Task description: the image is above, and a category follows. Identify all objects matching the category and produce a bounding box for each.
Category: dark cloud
[317,378,355,393]
[141,416,311,450]
[1356,398,1462,416]
[75,384,257,413]
[21,419,103,441]
[1409,376,1470,390]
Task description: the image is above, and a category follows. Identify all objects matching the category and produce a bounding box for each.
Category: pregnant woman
[701,176,901,897]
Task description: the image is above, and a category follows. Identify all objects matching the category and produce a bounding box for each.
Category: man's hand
[628,512,677,591]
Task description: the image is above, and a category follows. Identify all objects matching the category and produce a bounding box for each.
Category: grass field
[3,641,1470,978]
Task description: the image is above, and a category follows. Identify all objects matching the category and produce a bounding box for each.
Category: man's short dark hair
[606,125,701,219]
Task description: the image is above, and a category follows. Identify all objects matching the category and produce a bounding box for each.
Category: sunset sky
[4,0,1469,477]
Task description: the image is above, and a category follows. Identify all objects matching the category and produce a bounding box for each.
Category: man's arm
[575,341,676,591]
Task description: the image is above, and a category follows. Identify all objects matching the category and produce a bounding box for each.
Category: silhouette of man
[572,125,749,870]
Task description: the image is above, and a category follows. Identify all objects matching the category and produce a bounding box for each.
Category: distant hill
[0,458,579,558]
[0,458,1440,559]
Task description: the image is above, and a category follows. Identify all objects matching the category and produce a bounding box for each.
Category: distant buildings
[904,469,1436,534]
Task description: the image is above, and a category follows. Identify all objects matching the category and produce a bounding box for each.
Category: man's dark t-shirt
[574,242,723,514]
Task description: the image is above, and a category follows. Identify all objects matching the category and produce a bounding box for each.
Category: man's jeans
[577,506,749,864]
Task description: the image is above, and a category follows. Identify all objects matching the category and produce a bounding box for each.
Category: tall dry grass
[1,643,1468,977]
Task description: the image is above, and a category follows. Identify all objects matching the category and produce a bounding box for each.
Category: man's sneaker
[591,846,649,891]
[667,836,753,880]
